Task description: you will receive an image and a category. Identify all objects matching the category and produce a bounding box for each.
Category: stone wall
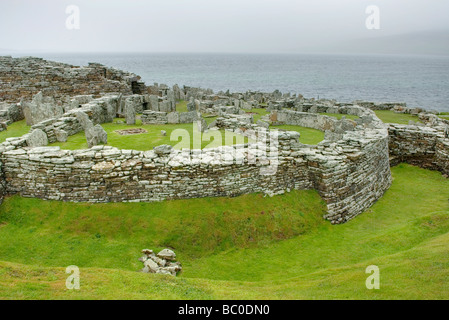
[141,110,199,125]
[0,56,137,103]
[0,104,392,224]
[388,122,449,175]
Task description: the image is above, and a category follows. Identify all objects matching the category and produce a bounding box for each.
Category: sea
[21,52,449,112]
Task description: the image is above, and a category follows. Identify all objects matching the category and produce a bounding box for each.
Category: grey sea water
[35,53,449,112]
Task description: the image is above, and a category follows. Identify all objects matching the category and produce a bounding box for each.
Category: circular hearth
[114,128,148,136]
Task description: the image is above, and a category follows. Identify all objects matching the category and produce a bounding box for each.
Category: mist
[0,0,448,55]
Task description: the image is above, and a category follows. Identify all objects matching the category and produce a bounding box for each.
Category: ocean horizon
[7,52,449,112]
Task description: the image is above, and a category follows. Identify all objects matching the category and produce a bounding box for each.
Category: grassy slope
[1,164,449,299]
[374,110,419,124]
[0,190,326,268]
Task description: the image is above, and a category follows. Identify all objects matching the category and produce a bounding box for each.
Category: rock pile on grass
[138,248,182,276]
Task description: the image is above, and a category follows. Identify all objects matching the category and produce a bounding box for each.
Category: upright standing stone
[159,100,171,113]
[22,91,64,126]
[167,112,180,124]
[85,125,108,148]
[149,95,159,111]
[125,98,136,125]
[173,84,181,100]
[26,129,49,147]
[187,97,196,112]
[76,111,108,148]
[167,89,176,112]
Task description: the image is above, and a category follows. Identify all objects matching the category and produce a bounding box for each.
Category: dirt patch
[115,128,148,136]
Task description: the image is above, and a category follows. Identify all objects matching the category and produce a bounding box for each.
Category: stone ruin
[0,56,447,225]
[139,249,182,276]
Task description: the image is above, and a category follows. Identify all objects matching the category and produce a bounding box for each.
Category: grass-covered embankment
[1,164,449,299]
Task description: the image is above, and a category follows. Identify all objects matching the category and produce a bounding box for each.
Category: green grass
[0,190,326,267]
[1,164,449,299]
[51,119,250,151]
[176,100,188,113]
[243,108,269,123]
[320,113,359,120]
[0,120,30,143]
[375,110,419,124]
[270,125,325,145]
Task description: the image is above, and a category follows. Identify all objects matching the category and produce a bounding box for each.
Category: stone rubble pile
[139,249,182,276]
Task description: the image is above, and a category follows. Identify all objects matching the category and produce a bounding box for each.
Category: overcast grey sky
[0,0,448,54]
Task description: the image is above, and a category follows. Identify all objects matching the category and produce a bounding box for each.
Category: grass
[51,119,250,151]
[0,190,326,267]
[0,120,30,143]
[375,110,419,124]
[270,125,325,145]
[243,108,269,123]
[176,100,188,113]
[1,164,449,299]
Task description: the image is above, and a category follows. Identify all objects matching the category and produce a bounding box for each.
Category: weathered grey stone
[23,92,64,126]
[257,120,270,129]
[157,249,176,261]
[159,100,171,113]
[167,89,176,111]
[187,98,196,112]
[153,144,173,156]
[167,112,180,124]
[125,98,136,125]
[76,111,92,130]
[139,248,181,276]
[143,259,159,273]
[54,129,68,142]
[196,115,208,132]
[149,95,159,111]
[85,124,108,148]
[26,129,48,147]
[179,111,198,123]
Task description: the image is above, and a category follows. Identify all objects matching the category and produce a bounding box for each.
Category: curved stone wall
[0,100,392,224]
[388,114,449,176]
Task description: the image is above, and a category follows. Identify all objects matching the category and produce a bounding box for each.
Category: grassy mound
[1,164,449,299]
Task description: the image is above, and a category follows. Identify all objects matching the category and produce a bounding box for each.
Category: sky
[0,0,448,54]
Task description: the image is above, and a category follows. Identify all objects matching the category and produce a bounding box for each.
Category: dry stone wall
[0,56,137,103]
[388,116,449,176]
[0,102,392,224]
